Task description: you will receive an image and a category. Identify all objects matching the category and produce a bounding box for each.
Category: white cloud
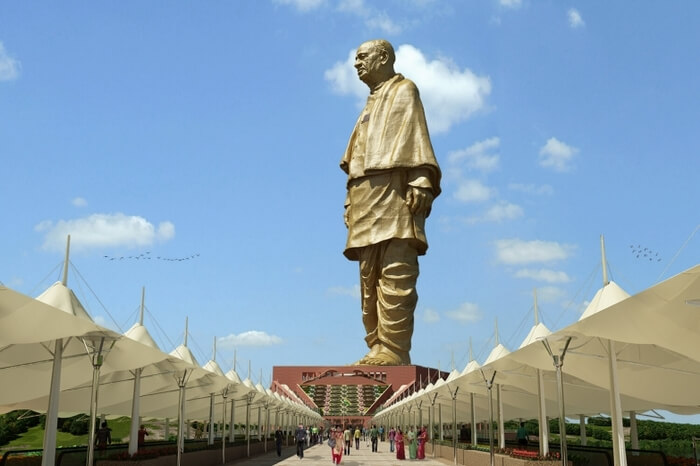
[508,183,554,196]
[0,42,21,81]
[218,331,283,348]
[537,286,567,303]
[467,201,524,224]
[500,0,522,8]
[325,44,491,134]
[445,302,482,323]
[514,268,571,283]
[93,315,120,332]
[577,300,591,314]
[494,238,575,264]
[72,197,88,207]
[366,13,402,35]
[539,137,578,172]
[6,277,24,288]
[423,308,440,323]
[274,0,325,12]
[448,137,500,173]
[568,8,585,28]
[327,284,361,299]
[338,0,365,14]
[453,179,494,203]
[35,213,176,252]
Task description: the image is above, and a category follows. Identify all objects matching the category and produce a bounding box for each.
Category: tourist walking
[370,424,379,452]
[95,421,112,452]
[395,427,406,460]
[388,426,396,452]
[275,426,284,457]
[417,425,427,459]
[343,425,352,455]
[295,423,306,459]
[330,427,344,464]
[407,427,417,459]
[354,425,361,449]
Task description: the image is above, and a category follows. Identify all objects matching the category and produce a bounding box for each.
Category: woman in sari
[417,426,427,459]
[330,427,345,464]
[407,427,417,459]
[395,427,406,460]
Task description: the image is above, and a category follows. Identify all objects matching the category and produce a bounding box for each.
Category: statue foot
[352,344,382,365]
[357,346,410,366]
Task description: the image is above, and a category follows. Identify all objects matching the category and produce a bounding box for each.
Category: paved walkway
[226,443,451,466]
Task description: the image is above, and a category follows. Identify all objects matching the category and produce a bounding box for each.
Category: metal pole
[41,339,63,466]
[246,400,250,457]
[430,394,437,458]
[446,386,459,466]
[86,356,101,466]
[176,380,185,466]
[488,385,494,466]
[481,370,497,466]
[470,392,477,446]
[86,337,108,466]
[554,356,567,466]
[542,337,571,466]
[537,369,549,455]
[499,384,507,449]
[221,392,228,464]
[230,398,236,442]
[264,405,270,452]
[128,368,143,455]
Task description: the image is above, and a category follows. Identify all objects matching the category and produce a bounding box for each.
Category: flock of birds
[630,245,661,262]
[103,252,200,262]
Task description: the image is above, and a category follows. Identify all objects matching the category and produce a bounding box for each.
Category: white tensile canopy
[375,262,700,466]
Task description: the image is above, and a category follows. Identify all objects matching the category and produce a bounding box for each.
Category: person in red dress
[417,425,427,459]
[395,427,406,460]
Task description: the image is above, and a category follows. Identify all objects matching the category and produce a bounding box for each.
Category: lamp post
[480,370,497,466]
[541,336,572,466]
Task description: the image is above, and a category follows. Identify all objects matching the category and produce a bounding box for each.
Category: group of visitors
[94,421,150,453]
[287,422,429,463]
[393,425,428,460]
[323,424,428,463]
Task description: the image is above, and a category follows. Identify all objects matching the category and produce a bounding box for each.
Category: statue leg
[353,244,382,364]
[363,239,417,366]
[377,239,417,364]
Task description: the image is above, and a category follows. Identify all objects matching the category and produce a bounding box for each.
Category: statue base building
[272,365,449,426]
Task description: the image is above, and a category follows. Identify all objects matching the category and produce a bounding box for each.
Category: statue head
[355,39,396,89]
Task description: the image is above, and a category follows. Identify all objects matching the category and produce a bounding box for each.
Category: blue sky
[1,1,699,422]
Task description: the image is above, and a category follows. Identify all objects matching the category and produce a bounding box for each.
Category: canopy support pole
[608,340,627,466]
[128,368,143,455]
[481,370,497,466]
[537,369,549,455]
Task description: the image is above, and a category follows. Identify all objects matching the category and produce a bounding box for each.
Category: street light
[540,335,573,466]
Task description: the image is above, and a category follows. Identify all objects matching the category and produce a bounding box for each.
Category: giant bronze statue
[341,39,441,366]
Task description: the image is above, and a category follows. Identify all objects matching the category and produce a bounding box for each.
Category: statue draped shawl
[340,74,442,196]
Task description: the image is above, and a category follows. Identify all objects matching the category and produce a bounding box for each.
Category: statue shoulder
[390,76,421,101]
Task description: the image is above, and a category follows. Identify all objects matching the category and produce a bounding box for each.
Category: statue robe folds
[340,73,441,360]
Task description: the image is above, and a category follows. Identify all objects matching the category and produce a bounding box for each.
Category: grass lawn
[1,417,133,452]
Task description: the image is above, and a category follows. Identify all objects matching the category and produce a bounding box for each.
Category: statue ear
[379,50,390,66]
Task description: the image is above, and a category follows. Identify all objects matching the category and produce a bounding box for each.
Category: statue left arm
[406,167,435,216]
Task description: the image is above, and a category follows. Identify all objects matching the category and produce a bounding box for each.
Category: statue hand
[406,186,434,216]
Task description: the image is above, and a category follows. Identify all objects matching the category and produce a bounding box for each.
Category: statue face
[354,42,386,84]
